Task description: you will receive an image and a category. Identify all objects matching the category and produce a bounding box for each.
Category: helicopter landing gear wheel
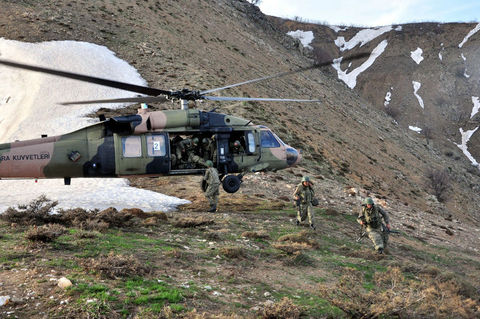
[222,174,242,193]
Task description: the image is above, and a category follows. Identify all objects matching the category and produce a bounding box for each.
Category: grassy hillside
[0,197,479,318]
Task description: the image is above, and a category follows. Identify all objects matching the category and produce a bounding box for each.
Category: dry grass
[25,224,66,242]
[277,231,318,248]
[318,266,480,318]
[220,246,246,259]
[261,297,301,319]
[241,230,270,239]
[173,216,214,228]
[82,252,151,279]
[182,309,242,318]
[0,196,166,232]
[273,230,319,254]
[272,242,313,254]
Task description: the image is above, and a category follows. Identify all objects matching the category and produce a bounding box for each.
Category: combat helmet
[301,176,312,183]
[205,160,214,167]
[192,137,199,145]
[364,197,374,205]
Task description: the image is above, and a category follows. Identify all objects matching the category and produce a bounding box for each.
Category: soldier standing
[293,176,316,230]
[357,197,391,254]
[203,160,220,212]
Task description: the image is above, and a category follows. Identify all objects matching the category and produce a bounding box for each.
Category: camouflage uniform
[293,179,315,229]
[203,165,220,212]
[204,137,217,163]
[357,202,390,252]
[176,138,206,168]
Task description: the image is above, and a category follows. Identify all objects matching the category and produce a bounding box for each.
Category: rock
[142,217,158,226]
[0,296,10,306]
[264,300,274,307]
[57,277,72,289]
[264,291,271,297]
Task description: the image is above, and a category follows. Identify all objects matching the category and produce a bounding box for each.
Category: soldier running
[203,160,220,212]
[293,176,316,230]
[357,197,391,254]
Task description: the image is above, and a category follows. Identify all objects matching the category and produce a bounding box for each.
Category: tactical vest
[362,205,381,228]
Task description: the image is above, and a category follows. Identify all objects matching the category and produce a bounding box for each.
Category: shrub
[82,252,150,279]
[318,266,480,318]
[425,168,451,202]
[1,195,59,225]
[173,217,214,228]
[25,224,66,242]
[261,297,301,319]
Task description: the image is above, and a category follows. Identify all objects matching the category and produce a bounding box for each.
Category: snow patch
[471,96,480,119]
[458,23,480,48]
[461,53,467,61]
[332,40,388,89]
[455,127,479,167]
[412,81,424,109]
[384,91,392,106]
[334,25,392,52]
[287,30,314,49]
[464,70,471,78]
[410,47,424,64]
[438,52,442,61]
[0,179,189,213]
[409,126,422,133]
[0,39,189,212]
[329,26,348,33]
[395,26,402,31]
[0,38,147,143]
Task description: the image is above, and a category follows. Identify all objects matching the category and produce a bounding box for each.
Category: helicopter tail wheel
[222,174,242,193]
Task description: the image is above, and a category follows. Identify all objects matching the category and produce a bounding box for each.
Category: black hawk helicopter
[0,53,366,193]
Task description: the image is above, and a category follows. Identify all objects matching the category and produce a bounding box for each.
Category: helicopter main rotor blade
[61,96,169,105]
[200,52,370,95]
[0,59,170,97]
[203,96,321,102]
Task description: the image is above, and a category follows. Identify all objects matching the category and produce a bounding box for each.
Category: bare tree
[422,125,433,144]
[425,168,451,202]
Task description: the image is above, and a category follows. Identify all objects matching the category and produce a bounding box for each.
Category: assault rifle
[382,223,400,234]
[356,223,400,242]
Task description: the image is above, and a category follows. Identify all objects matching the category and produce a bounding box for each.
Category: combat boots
[207,205,217,212]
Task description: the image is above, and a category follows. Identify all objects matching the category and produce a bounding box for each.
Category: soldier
[176,137,206,168]
[203,135,217,163]
[231,140,244,154]
[293,176,316,230]
[357,197,391,254]
[203,160,220,212]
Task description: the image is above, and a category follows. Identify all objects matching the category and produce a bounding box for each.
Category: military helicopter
[0,53,366,193]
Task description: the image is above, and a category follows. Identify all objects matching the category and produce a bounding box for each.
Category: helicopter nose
[286,147,301,166]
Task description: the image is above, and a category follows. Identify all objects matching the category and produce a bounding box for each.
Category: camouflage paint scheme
[0,109,301,181]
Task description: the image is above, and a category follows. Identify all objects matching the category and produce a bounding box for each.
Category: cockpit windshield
[271,131,286,146]
[261,130,281,148]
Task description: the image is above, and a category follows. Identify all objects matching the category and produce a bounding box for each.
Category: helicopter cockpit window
[246,132,255,153]
[146,135,166,157]
[122,136,142,157]
[261,130,280,148]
